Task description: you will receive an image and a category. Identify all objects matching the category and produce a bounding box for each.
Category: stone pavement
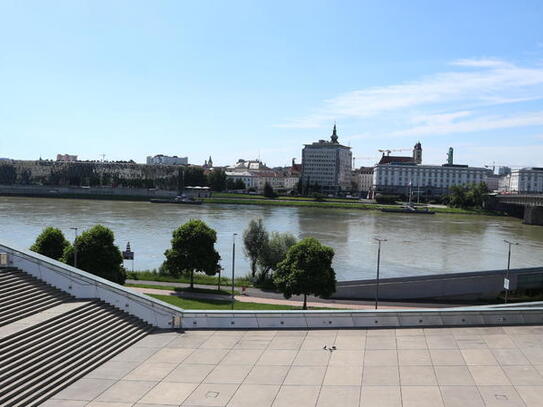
[43,325,543,407]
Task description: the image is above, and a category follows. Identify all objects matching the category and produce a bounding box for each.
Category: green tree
[30,227,71,261]
[243,218,268,278]
[62,225,126,284]
[163,220,221,288]
[274,237,336,309]
[263,182,276,198]
[207,169,227,191]
[258,232,297,277]
[234,179,246,190]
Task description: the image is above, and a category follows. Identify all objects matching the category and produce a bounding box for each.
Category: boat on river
[150,196,203,205]
[381,204,435,214]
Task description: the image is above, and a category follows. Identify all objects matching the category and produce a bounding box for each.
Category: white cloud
[276,58,543,129]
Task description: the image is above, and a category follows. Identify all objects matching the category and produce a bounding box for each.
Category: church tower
[413,142,422,164]
[331,124,338,143]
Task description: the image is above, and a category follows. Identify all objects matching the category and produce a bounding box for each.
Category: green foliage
[62,225,126,284]
[207,169,227,192]
[0,164,17,184]
[30,227,71,261]
[446,182,489,209]
[183,167,207,187]
[258,232,298,276]
[274,237,336,309]
[263,182,277,198]
[126,270,253,287]
[163,220,221,288]
[243,218,268,277]
[375,194,401,204]
[312,192,326,202]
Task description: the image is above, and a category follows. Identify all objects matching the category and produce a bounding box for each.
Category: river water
[1,197,542,281]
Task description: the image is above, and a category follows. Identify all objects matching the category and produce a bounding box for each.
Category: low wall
[0,184,177,201]
[333,267,543,301]
[0,242,182,328]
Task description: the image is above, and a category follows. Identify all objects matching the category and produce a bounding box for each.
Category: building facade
[499,168,543,194]
[146,155,188,165]
[224,159,300,193]
[373,163,492,197]
[56,154,78,162]
[300,125,352,195]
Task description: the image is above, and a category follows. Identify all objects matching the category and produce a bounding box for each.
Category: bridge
[492,194,543,225]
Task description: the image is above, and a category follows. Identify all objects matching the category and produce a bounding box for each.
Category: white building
[56,154,78,162]
[499,168,543,194]
[146,155,188,165]
[225,159,300,193]
[352,167,374,195]
[300,125,352,195]
[373,163,492,197]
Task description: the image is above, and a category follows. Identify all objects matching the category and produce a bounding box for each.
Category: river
[1,197,542,281]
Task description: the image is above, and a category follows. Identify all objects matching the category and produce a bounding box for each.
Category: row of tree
[30,226,126,284]
[444,182,489,209]
[29,218,336,309]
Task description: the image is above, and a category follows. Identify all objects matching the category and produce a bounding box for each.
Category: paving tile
[316,385,360,407]
[434,366,476,386]
[138,382,198,405]
[477,385,525,406]
[396,328,425,336]
[95,380,157,403]
[502,366,543,385]
[164,363,215,383]
[468,366,511,386]
[366,336,397,350]
[292,350,331,366]
[123,362,177,381]
[515,385,543,407]
[456,336,488,350]
[301,337,336,350]
[396,335,427,350]
[40,400,88,406]
[362,366,399,386]
[484,335,517,349]
[205,364,252,384]
[399,365,437,386]
[360,385,401,407]
[323,365,362,386]
[401,385,444,407]
[111,347,158,363]
[492,349,530,366]
[328,350,364,366]
[426,335,458,349]
[284,366,327,385]
[182,383,239,406]
[256,350,297,366]
[184,349,229,365]
[520,347,543,365]
[227,384,280,407]
[398,349,432,365]
[439,385,485,407]
[52,378,116,401]
[84,361,139,380]
[268,336,304,350]
[364,349,398,366]
[220,349,264,365]
[243,365,290,385]
[200,335,241,349]
[145,347,194,364]
[271,385,320,407]
[167,335,209,348]
[333,334,365,350]
[461,349,499,365]
[235,338,271,350]
[86,402,134,407]
[135,332,177,348]
[430,349,466,365]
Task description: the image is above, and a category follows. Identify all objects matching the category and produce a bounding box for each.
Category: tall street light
[231,233,237,310]
[374,238,387,309]
[70,227,79,269]
[504,239,519,304]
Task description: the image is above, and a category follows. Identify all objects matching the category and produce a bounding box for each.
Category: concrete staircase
[0,267,74,327]
[0,267,154,407]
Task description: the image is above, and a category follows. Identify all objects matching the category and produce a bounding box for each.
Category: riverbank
[203,196,501,216]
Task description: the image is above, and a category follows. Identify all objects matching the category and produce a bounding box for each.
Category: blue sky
[1,0,542,168]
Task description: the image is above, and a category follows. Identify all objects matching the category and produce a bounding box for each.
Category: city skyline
[1,1,543,168]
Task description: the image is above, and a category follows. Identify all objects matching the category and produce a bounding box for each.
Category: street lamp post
[374,238,387,309]
[231,233,237,310]
[70,227,79,268]
[504,239,519,304]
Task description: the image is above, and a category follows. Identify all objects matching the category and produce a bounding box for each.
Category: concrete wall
[333,267,543,301]
[0,242,182,328]
[524,206,543,226]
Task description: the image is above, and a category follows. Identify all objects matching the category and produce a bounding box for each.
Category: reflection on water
[1,197,542,281]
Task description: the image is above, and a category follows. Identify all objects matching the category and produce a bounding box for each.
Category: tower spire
[331,123,338,143]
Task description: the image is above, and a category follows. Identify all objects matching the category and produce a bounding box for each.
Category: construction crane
[352,156,376,168]
[378,148,411,156]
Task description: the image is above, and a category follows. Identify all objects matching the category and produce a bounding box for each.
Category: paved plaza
[43,325,543,407]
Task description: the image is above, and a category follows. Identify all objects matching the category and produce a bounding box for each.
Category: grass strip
[126,283,239,295]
